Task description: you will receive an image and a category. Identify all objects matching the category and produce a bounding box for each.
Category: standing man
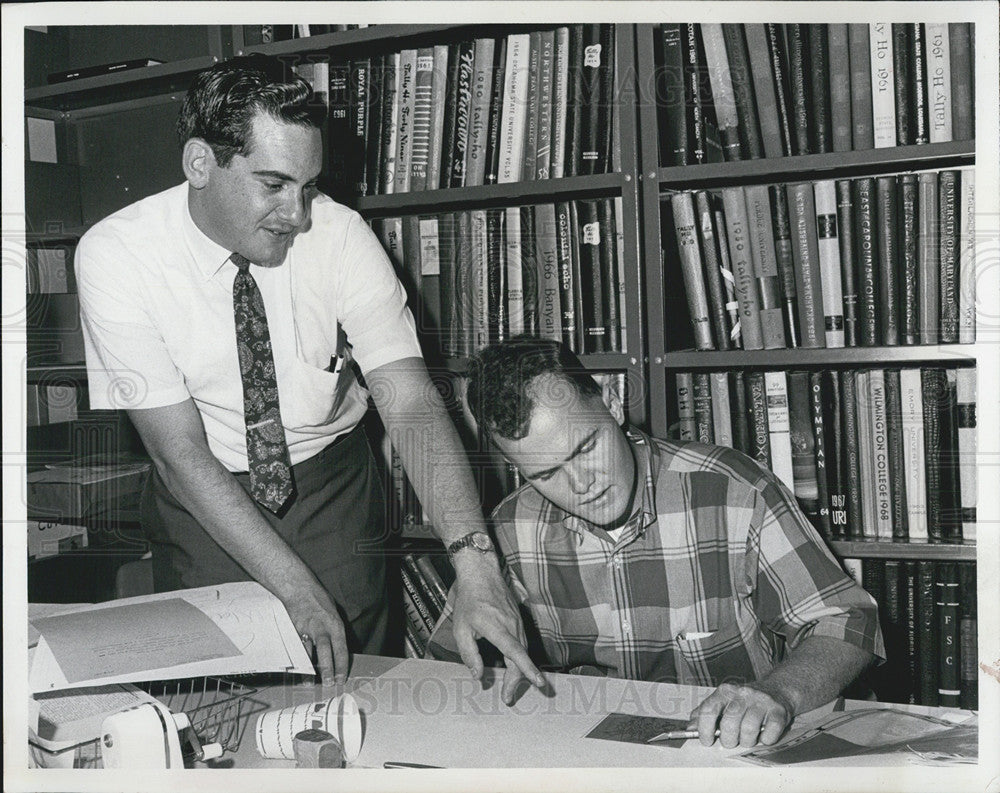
[75,54,543,695]
[430,337,883,743]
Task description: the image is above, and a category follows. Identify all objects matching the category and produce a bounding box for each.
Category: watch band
[446,531,494,557]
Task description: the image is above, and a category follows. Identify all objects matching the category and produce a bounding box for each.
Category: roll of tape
[255,693,362,762]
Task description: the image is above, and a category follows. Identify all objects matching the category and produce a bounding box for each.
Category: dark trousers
[140,423,389,655]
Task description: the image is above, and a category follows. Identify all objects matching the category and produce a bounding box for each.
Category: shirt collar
[180,186,239,281]
[559,427,660,542]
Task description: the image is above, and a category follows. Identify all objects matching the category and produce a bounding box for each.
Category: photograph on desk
[4,2,998,792]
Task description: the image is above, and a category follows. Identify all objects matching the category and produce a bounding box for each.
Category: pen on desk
[383,761,444,769]
[647,729,721,742]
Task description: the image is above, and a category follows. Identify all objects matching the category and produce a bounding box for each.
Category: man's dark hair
[176,54,325,167]
[466,336,603,441]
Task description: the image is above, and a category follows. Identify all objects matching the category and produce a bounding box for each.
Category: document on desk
[29,581,314,693]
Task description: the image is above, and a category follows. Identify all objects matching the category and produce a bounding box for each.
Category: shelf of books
[636,20,979,710]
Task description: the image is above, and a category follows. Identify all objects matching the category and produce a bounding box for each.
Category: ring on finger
[300,632,312,646]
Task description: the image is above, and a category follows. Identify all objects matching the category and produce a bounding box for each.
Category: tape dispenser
[100,700,223,769]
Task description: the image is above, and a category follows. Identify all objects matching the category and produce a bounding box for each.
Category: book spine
[901,561,919,703]
[505,206,525,337]
[550,28,570,179]
[868,369,893,540]
[469,209,490,352]
[409,50,434,192]
[938,170,960,344]
[869,23,897,148]
[936,562,961,706]
[554,202,577,350]
[484,38,507,185]
[785,24,811,156]
[744,24,784,159]
[660,24,688,165]
[438,213,457,357]
[908,24,930,145]
[958,169,976,343]
[835,180,859,346]
[578,25,603,174]
[570,202,586,352]
[400,564,437,634]
[765,23,795,157]
[534,204,562,342]
[672,192,714,350]
[702,23,743,161]
[349,59,370,196]
[917,172,940,344]
[722,187,764,350]
[925,23,953,143]
[730,371,751,456]
[366,57,386,196]
[536,30,555,179]
[764,371,794,490]
[880,560,905,702]
[418,217,442,337]
[687,24,709,163]
[917,560,939,705]
[521,32,541,182]
[899,368,929,540]
[498,33,531,184]
[853,177,879,346]
[598,199,621,352]
[437,44,461,190]
[449,42,476,189]
[828,24,853,153]
[403,553,444,617]
[884,369,909,539]
[520,206,539,336]
[414,554,450,610]
[823,370,849,538]
[958,562,978,709]
[922,367,945,541]
[875,176,900,345]
[744,184,786,349]
[785,182,827,348]
[565,25,584,176]
[695,191,733,350]
[378,54,400,194]
[395,50,417,194]
[788,370,821,526]
[855,370,876,539]
[723,23,764,159]
[676,372,696,441]
[710,372,734,448]
[595,24,616,174]
[769,185,799,347]
[807,371,832,538]
[941,368,963,542]
[425,46,450,191]
[578,200,607,353]
[848,24,874,150]
[813,180,846,348]
[899,173,920,344]
[465,38,496,188]
[891,24,912,146]
[949,23,974,141]
[808,24,832,153]
[840,370,864,539]
[956,367,977,542]
[487,209,507,343]
[328,61,352,196]
[747,371,772,470]
[713,201,742,348]
[693,372,714,444]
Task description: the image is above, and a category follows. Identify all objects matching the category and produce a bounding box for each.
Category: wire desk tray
[30,676,256,769]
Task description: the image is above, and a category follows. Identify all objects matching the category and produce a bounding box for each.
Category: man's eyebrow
[252,169,320,184]
[524,428,599,480]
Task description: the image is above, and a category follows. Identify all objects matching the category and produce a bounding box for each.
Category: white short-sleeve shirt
[76,183,422,470]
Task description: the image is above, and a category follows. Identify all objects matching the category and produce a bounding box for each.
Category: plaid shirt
[433,429,884,686]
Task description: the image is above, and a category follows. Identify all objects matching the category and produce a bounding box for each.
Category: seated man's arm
[366,357,545,704]
[128,400,349,684]
[692,636,876,748]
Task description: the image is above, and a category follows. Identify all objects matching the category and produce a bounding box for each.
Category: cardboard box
[27,463,150,521]
[27,520,88,559]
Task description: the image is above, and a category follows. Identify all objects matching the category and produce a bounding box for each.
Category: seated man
[431,337,884,748]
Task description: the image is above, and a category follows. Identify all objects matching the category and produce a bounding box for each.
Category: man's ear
[182,138,215,189]
[602,380,625,426]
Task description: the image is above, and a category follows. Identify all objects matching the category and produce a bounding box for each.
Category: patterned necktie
[231,253,295,513]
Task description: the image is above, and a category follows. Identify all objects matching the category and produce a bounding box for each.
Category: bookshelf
[634,21,980,709]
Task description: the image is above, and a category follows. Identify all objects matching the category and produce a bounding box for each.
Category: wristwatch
[446,531,495,558]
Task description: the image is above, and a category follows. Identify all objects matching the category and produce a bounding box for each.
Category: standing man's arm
[366,358,546,704]
[128,400,349,685]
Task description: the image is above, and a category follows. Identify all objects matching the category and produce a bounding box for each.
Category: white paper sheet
[29,582,314,692]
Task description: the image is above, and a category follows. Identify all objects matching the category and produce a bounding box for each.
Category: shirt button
[612,556,623,569]
[622,620,632,635]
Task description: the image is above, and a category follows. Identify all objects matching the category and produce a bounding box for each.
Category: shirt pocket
[285,357,359,429]
[673,617,756,686]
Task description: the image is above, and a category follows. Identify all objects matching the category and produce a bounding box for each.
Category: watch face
[471,532,492,551]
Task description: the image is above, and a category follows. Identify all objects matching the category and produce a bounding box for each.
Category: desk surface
[220,655,973,770]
